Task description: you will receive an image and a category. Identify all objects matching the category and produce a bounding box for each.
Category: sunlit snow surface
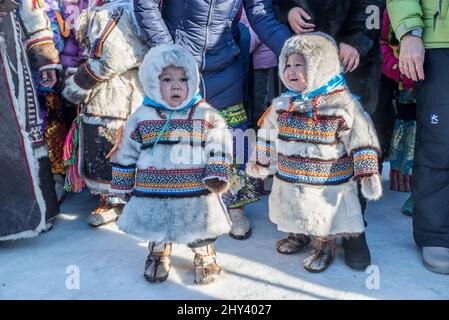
[1,163,448,299]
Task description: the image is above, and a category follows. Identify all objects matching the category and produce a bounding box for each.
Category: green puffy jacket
[387,0,449,48]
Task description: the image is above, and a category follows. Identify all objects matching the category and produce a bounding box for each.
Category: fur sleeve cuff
[27,41,60,70]
[204,156,232,183]
[246,163,273,180]
[73,62,104,91]
[110,164,136,194]
[352,148,379,180]
[38,64,63,73]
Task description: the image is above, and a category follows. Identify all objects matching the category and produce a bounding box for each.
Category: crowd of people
[1,0,448,286]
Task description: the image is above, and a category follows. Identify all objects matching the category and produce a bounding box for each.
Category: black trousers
[413,48,449,248]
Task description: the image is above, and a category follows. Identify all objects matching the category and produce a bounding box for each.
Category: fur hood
[278,32,342,95]
[138,44,200,111]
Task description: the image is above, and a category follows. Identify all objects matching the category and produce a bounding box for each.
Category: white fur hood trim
[138,44,200,111]
[278,32,342,95]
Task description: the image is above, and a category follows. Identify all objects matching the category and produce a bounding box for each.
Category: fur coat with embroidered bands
[62,0,149,195]
[247,33,382,237]
[109,44,233,244]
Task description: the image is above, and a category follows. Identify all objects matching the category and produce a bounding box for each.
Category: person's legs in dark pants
[413,49,449,274]
[342,75,396,270]
[252,68,276,127]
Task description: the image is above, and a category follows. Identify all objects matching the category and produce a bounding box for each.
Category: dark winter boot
[342,232,371,270]
[144,242,172,283]
[192,243,222,285]
[303,237,336,273]
[276,233,311,254]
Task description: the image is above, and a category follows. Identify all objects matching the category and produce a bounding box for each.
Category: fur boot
[276,233,311,254]
[192,243,222,285]
[86,195,123,227]
[229,208,252,240]
[303,237,336,273]
[144,242,172,283]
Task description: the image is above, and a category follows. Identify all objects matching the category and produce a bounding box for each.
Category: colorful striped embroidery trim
[84,62,104,82]
[278,112,341,144]
[133,168,209,195]
[33,0,44,9]
[276,154,353,185]
[26,36,54,50]
[90,9,123,58]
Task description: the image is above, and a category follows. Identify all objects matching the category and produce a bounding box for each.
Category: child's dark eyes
[162,78,171,82]
[181,78,188,82]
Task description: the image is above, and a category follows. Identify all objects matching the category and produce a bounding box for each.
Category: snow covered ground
[1,163,448,300]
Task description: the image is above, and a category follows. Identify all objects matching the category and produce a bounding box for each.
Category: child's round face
[283,53,307,93]
[159,66,189,108]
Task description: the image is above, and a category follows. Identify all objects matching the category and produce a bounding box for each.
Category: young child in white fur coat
[109,44,233,285]
[247,33,382,273]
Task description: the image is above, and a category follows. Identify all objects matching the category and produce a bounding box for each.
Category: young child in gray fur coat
[109,44,233,285]
[247,33,382,273]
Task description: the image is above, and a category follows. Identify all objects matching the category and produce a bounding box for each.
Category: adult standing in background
[388,0,449,275]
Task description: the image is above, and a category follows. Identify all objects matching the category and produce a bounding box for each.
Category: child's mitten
[246,163,272,180]
[204,178,229,194]
[360,174,382,200]
[62,75,91,104]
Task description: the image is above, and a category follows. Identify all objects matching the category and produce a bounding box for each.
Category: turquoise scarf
[142,91,203,154]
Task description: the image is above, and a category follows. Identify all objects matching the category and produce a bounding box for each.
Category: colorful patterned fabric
[219,103,259,208]
[131,119,213,148]
[278,112,342,144]
[205,156,232,181]
[133,168,209,197]
[255,140,272,167]
[41,92,67,174]
[222,176,260,209]
[390,169,412,193]
[276,154,354,185]
[111,165,135,192]
[43,0,65,53]
[352,148,379,180]
[389,119,415,192]
[219,103,248,127]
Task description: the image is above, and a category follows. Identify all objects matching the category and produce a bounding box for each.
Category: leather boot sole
[229,227,252,240]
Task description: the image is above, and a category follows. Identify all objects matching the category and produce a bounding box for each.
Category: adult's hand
[0,11,7,23]
[339,42,360,73]
[288,7,315,34]
[399,34,425,81]
[40,69,58,88]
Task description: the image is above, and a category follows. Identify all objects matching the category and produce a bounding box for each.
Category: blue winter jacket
[134,0,291,109]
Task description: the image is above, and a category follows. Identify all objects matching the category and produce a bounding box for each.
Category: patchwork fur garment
[62,0,149,194]
[110,44,233,244]
[247,33,382,237]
